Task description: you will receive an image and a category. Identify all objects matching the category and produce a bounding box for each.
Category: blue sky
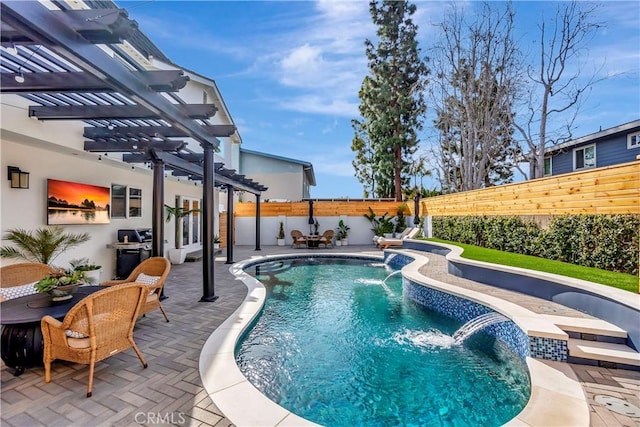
[122,1,640,198]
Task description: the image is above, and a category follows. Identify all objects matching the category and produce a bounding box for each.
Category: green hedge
[432,215,639,276]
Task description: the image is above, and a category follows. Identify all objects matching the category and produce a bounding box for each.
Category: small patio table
[0,286,103,376]
[305,235,320,248]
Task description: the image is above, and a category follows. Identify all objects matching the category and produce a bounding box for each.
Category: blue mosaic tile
[404,280,531,360]
[383,252,414,269]
[529,337,568,362]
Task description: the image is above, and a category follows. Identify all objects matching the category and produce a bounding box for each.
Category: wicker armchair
[101,257,171,322]
[41,283,148,397]
[0,263,56,302]
[291,230,308,248]
[319,230,335,248]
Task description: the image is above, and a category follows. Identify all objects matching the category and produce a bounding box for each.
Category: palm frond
[0,226,90,265]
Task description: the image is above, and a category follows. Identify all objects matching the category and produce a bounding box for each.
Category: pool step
[541,315,640,369]
[541,315,627,340]
[568,338,640,368]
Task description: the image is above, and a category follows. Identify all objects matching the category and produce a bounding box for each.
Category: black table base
[1,322,43,375]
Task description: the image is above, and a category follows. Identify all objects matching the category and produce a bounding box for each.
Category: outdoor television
[47,178,110,225]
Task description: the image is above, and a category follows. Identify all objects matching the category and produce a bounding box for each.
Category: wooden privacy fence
[234,159,639,218]
[419,160,639,216]
[234,200,406,217]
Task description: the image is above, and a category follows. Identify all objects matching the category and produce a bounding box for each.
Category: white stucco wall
[234,215,383,246]
[1,138,214,280]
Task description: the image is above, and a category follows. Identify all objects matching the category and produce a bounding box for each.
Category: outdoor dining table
[0,286,103,376]
[305,235,320,248]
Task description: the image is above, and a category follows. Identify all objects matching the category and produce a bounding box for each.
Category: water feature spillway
[383,269,402,284]
[452,312,509,344]
[385,253,397,264]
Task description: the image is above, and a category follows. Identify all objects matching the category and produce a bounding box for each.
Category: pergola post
[255,194,261,251]
[151,158,166,298]
[225,185,234,264]
[200,143,217,302]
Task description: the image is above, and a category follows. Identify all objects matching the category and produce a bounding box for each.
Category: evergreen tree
[351,119,375,198]
[352,0,429,200]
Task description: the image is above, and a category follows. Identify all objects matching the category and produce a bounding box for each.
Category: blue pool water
[238,258,530,426]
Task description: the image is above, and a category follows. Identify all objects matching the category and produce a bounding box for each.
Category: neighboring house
[222,143,316,201]
[543,120,640,176]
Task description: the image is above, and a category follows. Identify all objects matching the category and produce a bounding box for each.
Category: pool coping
[199,250,590,427]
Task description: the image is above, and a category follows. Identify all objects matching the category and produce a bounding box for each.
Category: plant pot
[341,238,348,246]
[335,240,342,246]
[277,239,285,246]
[214,243,220,250]
[47,283,80,302]
[168,248,188,264]
[82,269,101,284]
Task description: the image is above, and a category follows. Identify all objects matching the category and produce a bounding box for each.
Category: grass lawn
[424,238,639,293]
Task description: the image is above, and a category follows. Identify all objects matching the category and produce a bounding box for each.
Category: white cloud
[280,95,359,117]
[245,1,373,117]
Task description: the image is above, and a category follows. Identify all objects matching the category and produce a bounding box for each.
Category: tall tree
[431,2,521,192]
[515,1,602,179]
[352,0,429,200]
[350,118,376,198]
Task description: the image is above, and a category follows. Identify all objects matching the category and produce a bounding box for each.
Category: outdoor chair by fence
[377,228,420,250]
[319,230,334,248]
[101,257,171,322]
[41,283,148,397]
[0,262,56,302]
[291,230,308,248]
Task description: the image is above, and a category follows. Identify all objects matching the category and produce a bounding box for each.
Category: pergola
[0,0,266,301]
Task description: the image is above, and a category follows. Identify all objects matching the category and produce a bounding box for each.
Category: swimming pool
[237,257,530,426]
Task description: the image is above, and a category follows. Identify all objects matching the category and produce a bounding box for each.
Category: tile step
[541,315,628,338]
[568,338,640,367]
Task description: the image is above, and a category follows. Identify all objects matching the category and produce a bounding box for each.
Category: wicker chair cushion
[0,283,37,301]
[135,273,161,286]
[65,329,88,339]
[67,336,91,349]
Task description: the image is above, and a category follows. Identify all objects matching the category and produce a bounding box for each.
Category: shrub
[432,214,639,276]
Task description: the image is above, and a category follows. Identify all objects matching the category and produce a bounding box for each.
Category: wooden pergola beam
[84,124,236,139]
[1,70,189,93]
[30,103,216,120]
[84,140,186,152]
[1,8,136,45]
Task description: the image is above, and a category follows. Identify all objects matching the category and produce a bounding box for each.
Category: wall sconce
[8,166,29,189]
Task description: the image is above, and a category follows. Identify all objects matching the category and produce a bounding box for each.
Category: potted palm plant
[276,222,286,246]
[0,226,91,265]
[165,203,199,264]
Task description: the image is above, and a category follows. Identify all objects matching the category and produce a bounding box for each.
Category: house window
[628,131,640,149]
[129,188,142,217]
[543,157,552,176]
[111,184,142,218]
[573,144,596,170]
[111,184,127,218]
